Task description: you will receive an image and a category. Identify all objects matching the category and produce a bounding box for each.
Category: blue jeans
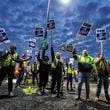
[67,74,73,90]
[96,75,110,100]
[16,70,24,86]
[77,72,90,98]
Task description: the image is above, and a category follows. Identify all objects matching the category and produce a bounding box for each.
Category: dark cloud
[76,1,99,21]
[0,0,110,58]
[94,17,110,28]
[98,5,110,17]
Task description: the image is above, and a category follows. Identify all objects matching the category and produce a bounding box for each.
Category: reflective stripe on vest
[51,58,58,69]
[67,67,74,74]
[22,61,27,69]
[3,54,11,67]
[31,64,38,72]
[11,53,18,66]
[78,55,93,64]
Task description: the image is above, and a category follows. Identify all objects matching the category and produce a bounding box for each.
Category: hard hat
[55,52,61,59]
[22,54,26,57]
[82,49,88,55]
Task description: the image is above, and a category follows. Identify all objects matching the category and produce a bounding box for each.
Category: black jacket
[37,51,51,75]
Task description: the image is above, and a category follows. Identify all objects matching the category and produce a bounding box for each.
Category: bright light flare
[60,0,71,5]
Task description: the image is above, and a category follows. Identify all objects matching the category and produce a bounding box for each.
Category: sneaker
[60,92,63,96]
[75,96,81,100]
[71,89,75,92]
[41,91,45,96]
[50,94,55,98]
[17,86,22,88]
[37,91,41,95]
[8,92,14,97]
[71,89,73,91]
[95,97,99,101]
[106,98,110,102]
[86,98,91,102]
[67,88,69,91]
[57,95,60,98]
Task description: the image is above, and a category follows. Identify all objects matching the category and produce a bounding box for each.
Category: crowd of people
[0,43,110,102]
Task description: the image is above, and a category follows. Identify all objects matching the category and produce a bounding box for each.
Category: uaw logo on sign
[47,19,55,30]
[29,38,36,48]
[96,28,106,42]
[0,28,8,42]
[35,27,44,37]
[78,22,92,37]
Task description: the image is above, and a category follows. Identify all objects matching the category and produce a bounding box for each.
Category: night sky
[0,0,110,59]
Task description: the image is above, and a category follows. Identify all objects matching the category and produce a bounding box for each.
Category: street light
[44,0,51,38]
[44,0,71,39]
[59,0,71,6]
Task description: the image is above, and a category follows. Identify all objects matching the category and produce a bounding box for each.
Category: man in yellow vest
[95,53,110,102]
[31,61,39,86]
[51,43,64,98]
[73,49,95,101]
[0,46,18,97]
[66,63,75,91]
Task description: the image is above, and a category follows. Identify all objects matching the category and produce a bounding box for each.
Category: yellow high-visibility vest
[22,61,27,69]
[3,54,11,67]
[77,55,96,69]
[66,67,74,75]
[51,58,58,69]
[31,64,39,72]
[11,53,18,66]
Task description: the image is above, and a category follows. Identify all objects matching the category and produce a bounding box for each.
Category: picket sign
[39,38,48,50]
[96,28,106,42]
[66,43,74,53]
[26,49,32,57]
[29,38,36,48]
[96,28,106,54]
[78,22,92,37]
[0,28,8,43]
[47,19,55,31]
[74,22,93,51]
[69,58,74,64]
[60,43,66,51]
[35,27,44,37]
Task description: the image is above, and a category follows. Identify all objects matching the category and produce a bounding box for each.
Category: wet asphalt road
[0,82,110,110]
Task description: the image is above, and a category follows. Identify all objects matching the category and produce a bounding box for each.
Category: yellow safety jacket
[66,67,74,75]
[95,58,110,75]
[31,64,39,72]
[77,55,96,69]
[3,54,11,67]
[51,58,58,69]
[2,51,18,67]
[22,61,27,70]
[51,58,64,75]
[10,53,18,66]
